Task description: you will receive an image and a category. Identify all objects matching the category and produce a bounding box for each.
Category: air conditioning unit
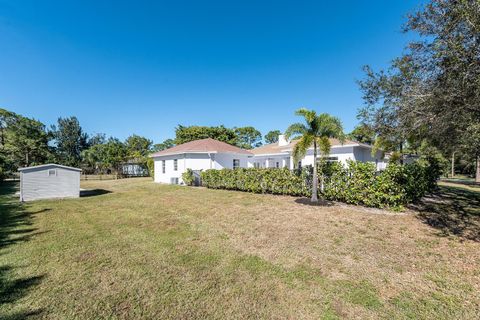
[170,177,179,185]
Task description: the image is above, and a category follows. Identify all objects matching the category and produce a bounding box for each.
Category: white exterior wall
[20,165,80,201]
[153,154,186,184]
[213,153,250,169]
[153,153,251,184]
[248,145,386,169]
[248,155,290,168]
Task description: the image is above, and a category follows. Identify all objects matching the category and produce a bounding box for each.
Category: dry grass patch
[1,178,479,319]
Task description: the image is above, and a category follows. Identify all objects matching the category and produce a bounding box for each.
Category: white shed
[18,164,82,202]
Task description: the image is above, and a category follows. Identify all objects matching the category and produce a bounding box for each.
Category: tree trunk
[399,142,404,165]
[476,156,480,184]
[311,140,318,202]
[451,151,455,178]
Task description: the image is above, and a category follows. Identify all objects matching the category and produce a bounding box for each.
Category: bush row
[200,161,438,209]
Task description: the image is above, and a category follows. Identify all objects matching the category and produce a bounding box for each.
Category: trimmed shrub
[146,158,154,178]
[201,161,438,209]
[182,168,195,186]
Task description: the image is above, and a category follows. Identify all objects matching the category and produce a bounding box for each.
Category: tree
[347,124,375,145]
[81,138,127,173]
[51,116,88,167]
[358,0,480,181]
[264,130,281,144]
[125,134,152,159]
[285,108,344,202]
[0,108,52,170]
[234,126,262,149]
[88,133,106,146]
[175,125,237,145]
[152,139,175,152]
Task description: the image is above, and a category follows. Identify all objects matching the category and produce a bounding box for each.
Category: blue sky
[0,0,422,143]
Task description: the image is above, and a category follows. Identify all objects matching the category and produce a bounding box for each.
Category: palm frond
[285,123,307,141]
[295,108,317,124]
[318,136,332,156]
[292,135,313,163]
[316,113,345,141]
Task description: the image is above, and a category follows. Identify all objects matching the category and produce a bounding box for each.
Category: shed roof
[18,164,82,172]
[150,138,253,157]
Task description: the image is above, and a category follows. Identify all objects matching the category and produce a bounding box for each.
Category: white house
[248,135,386,170]
[18,164,81,202]
[150,138,253,184]
[150,135,386,185]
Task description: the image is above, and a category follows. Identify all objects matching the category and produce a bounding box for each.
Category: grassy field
[1,178,479,319]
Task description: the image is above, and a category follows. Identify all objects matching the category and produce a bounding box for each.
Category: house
[18,164,81,202]
[248,135,386,170]
[150,135,386,185]
[150,138,253,184]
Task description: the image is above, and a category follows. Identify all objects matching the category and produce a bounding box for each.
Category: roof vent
[278,134,289,146]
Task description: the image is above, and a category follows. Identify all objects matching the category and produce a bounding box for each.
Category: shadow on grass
[0,182,46,318]
[410,185,480,242]
[440,178,479,188]
[294,197,334,207]
[80,189,112,198]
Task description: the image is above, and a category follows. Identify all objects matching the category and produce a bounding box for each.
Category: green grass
[1,178,479,319]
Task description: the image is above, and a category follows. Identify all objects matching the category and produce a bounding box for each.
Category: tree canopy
[234,126,262,149]
[358,0,480,180]
[51,116,88,167]
[174,125,238,145]
[264,130,281,144]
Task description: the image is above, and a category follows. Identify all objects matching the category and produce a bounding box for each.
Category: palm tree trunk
[311,140,318,202]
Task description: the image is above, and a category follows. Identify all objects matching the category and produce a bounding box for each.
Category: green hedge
[201,161,438,209]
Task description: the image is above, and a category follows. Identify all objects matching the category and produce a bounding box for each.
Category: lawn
[1,178,479,319]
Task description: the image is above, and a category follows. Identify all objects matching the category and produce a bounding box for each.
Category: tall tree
[347,124,375,145]
[264,130,281,144]
[125,134,152,159]
[51,116,88,167]
[358,0,480,181]
[0,108,52,170]
[152,139,175,152]
[175,125,237,145]
[88,133,106,147]
[285,108,344,202]
[234,126,262,149]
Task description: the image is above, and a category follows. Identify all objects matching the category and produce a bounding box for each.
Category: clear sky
[0,0,422,143]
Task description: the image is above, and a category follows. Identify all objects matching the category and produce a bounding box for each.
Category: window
[162,160,166,173]
[275,162,280,168]
[297,161,302,169]
[254,162,260,169]
[48,169,56,177]
[173,159,178,171]
[233,159,240,169]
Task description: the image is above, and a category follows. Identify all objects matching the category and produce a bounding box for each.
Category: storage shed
[18,164,81,202]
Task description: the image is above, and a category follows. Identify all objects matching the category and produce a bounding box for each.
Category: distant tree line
[0,108,284,178]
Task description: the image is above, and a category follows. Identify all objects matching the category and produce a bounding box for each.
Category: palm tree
[285,108,345,202]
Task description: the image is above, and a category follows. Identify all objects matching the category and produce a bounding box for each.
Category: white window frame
[47,169,57,177]
[173,159,178,171]
[162,160,166,173]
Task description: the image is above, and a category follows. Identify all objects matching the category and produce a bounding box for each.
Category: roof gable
[150,138,253,157]
[18,164,82,172]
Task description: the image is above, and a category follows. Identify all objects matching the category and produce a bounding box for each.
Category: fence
[81,174,118,181]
